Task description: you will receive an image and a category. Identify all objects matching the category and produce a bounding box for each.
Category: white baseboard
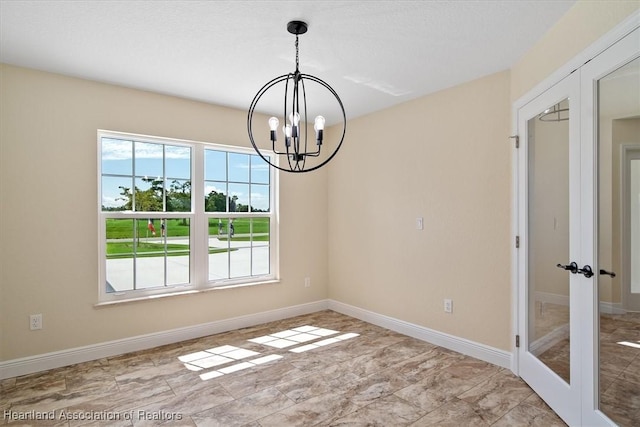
[529,323,569,357]
[0,300,329,380]
[1,299,513,380]
[599,301,626,315]
[328,300,512,369]
[534,291,569,307]
[535,292,627,315]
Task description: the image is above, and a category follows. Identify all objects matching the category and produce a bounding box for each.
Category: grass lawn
[106,217,269,239]
[106,241,235,259]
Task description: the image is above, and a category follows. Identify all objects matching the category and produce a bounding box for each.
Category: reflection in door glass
[597,57,640,426]
[527,98,571,384]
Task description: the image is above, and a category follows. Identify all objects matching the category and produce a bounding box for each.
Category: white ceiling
[0,0,576,125]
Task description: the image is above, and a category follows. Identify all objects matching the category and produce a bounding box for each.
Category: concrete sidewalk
[106,237,269,292]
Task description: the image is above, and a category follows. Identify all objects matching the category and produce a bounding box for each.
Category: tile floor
[1,310,567,426]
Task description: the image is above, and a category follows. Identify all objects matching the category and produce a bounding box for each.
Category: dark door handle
[556,262,578,274]
[599,269,616,278]
[578,265,594,278]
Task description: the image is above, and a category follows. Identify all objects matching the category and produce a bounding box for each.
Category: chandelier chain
[295,35,299,71]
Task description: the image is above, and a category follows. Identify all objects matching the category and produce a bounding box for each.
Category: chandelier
[538,103,569,122]
[247,21,346,173]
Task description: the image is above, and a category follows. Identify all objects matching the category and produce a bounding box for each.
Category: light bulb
[283,124,292,147]
[268,117,279,142]
[289,112,300,126]
[314,115,325,131]
[314,116,325,146]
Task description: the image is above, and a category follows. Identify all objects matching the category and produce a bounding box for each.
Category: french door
[517,71,583,426]
[517,25,639,426]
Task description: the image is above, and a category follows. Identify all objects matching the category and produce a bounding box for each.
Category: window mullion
[192,144,205,289]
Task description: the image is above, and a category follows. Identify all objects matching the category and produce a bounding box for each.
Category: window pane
[251,155,269,184]
[102,176,132,211]
[205,150,226,181]
[252,218,270,276]
[205,181,227,212]
[134,177,164,212]
[252,246,270,276]
[252,218,270,243]
[102,138,132,176]
[165,218,190,286]
[232,217,250,236]
[230,248,251,279]
[229,183,249,212]
[229,218,251,278]
[105,218,135,292]
[229,153,250,183]
[250,184,270,212]
[165,145,191,180]
[135,141,163,178]
[167,179,191,212]
[209,217,230,280]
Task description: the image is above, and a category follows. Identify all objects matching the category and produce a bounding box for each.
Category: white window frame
[97,130,279,304]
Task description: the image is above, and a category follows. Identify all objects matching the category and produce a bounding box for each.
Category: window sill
[94,279,280,307]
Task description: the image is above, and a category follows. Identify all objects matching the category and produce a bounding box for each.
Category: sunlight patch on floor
[177,325,358,381]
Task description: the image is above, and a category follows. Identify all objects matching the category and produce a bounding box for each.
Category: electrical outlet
[30,314,42,330]
[304,277,311,288]
[416,217,424,230]
[444,299,453,313]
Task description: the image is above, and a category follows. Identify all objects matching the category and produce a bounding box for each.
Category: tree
[205,190,227,212]
[167,180,191,212]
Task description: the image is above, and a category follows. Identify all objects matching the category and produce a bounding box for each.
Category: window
[98,131,277,303]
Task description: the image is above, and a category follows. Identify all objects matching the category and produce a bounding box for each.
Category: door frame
[511,10,640,426]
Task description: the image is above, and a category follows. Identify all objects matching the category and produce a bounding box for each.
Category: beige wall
[0,65,328,361]
[511,0,640,102]
[327,71,513,350]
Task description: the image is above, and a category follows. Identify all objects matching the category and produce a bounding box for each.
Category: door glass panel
[528,98,571,384]
[597,57,640,426]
